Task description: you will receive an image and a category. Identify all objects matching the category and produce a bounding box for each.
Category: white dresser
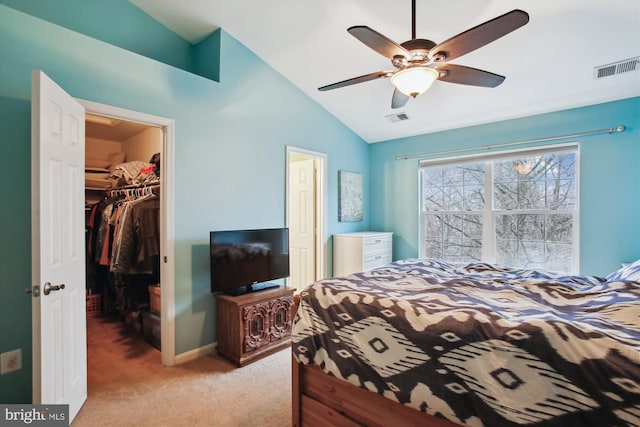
[333,231,393,276]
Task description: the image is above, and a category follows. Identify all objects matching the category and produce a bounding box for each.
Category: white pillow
[606,259,640,283]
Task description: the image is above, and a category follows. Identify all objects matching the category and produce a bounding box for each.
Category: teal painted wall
[370,97,640,276]
[193,30,222,82]
[0,0,192,71]
[0,96,32,404]
[0,4,369,403]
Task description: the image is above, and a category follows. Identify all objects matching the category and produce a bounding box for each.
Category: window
[420,145,578,273]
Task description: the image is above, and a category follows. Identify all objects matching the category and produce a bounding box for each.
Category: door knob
[43,282,65,296]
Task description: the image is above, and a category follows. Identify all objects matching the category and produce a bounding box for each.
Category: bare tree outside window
[421,150,577,272]
[422,162,485,263]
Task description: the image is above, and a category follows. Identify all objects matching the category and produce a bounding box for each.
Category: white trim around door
[285,146,327,285]
[77,99,176,367]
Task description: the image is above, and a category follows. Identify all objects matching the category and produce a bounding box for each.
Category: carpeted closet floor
[72,315,292,426]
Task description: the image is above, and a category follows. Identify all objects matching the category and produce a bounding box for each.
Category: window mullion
[482,161,494,262]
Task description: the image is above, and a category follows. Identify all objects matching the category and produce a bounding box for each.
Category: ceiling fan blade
[348,26,410,59]
[429,9,529,62]
[391,88,410,109]
[318,70,392,91]
[437,64,505,87]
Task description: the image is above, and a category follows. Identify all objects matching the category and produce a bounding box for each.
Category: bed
[291,258,640,426]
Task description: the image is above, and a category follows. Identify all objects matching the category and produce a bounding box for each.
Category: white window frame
[419,143,580,273]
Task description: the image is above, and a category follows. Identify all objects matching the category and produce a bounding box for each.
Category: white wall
[123,126,162,163]
[86,137,121,160]
[86,126,161,165]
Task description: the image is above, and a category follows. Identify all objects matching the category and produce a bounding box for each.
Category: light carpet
[72,315,292,426]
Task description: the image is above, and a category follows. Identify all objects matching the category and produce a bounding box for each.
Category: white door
[289,158,316,291]
[31,70,87,422]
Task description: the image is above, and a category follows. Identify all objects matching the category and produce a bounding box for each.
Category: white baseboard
[173,342,217,365]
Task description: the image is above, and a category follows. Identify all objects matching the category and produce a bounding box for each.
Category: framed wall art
[338,171,363,222]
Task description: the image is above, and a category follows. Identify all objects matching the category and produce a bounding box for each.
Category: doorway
[78,99,176,367]
[286,146,326,291]
[31,71,176,422]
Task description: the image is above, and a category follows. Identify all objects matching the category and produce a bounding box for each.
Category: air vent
[594,57,639,79]
[386,113,410,123]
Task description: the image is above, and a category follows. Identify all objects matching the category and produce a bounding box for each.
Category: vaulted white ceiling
[131,0,640,143]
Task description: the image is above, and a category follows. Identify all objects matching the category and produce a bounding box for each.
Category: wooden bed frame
[291,356,461,427]
[290,293,460,426]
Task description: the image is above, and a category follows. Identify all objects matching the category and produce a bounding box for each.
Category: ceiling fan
[318,0,529,109]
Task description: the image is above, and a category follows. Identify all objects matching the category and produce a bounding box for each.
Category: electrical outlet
[1,349,22,374]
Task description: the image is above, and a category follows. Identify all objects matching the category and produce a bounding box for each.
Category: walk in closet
[84,113,162,351]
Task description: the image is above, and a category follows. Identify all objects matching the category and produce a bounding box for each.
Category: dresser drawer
[363,235,392,255]
[333,232,393,276]
[363,253,392,271]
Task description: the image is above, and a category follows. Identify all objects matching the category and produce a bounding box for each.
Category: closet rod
[395,124,626,161]
[107,184,159,198]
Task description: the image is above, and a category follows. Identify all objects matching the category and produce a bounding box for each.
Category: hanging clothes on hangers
[111,192,159,275]
[86,185,160,317]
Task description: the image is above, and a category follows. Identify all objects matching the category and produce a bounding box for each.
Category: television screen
[210,228,290,294]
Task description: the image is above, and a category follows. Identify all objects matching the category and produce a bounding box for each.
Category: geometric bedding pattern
[292,258,640,426]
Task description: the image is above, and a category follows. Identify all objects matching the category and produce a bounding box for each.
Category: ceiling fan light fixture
[391,67,438,97]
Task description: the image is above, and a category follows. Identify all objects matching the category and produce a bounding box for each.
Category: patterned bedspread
[292,258,640,426]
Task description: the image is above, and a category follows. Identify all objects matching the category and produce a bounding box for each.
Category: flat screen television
[210,228,290,295]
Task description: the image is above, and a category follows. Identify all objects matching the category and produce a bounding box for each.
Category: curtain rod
[395,125,626,161]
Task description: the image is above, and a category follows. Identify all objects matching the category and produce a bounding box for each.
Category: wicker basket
[86,294,101,316]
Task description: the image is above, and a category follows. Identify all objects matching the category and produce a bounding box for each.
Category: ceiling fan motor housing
[401,39,436,51]
[400,39,438,66]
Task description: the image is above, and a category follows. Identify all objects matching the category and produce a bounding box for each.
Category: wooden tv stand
[216,286,294,367]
